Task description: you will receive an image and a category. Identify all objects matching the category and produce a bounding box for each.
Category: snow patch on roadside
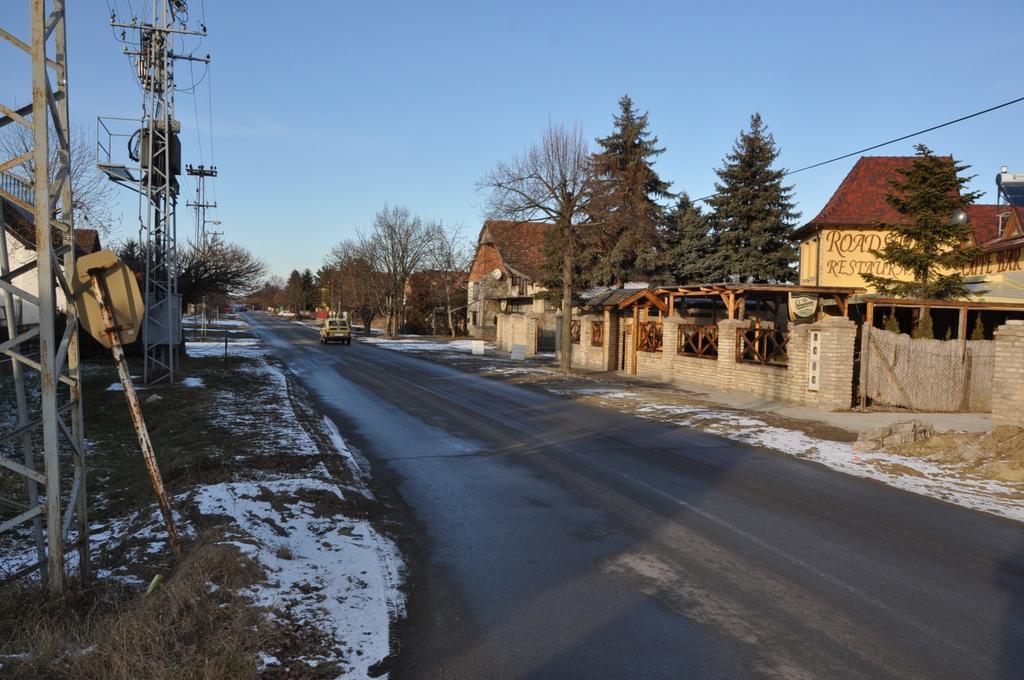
[182,315,250,329]
[0,502,192,585]
[193,478,403,677]
[570,391,1024,523]
[482,366,552,377]
[185,338,268,358]
[211,361,319,457]
[361,337,493,354]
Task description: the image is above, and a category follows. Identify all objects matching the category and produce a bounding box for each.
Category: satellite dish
[491,268,503,280]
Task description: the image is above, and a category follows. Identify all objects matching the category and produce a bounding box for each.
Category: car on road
[320,319,352,345]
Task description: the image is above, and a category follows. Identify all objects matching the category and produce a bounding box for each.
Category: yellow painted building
[796,156,1024,302]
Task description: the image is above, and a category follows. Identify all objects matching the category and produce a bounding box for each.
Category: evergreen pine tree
[706,113,799,282]
[301,268,317,311]
[586,95,674,285]
[861,144,982,300]
[970,315,985,340]
[914,308,934,339]
[884,308,901,333]
[659,194,724,284]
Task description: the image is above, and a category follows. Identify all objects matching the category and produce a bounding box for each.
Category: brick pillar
[662,319,679,372]
[717,319,745,368]
[524,316,538,356]
[993,320,1024,427]
[716,319,746,393]
[809,316,857,411]
[787,324,810,400]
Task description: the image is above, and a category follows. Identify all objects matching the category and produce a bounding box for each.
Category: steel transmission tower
[186,164,217,246]
[0,0,89,594]
[107,1,207,385]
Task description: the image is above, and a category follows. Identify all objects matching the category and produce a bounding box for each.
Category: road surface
[249,314,1024,679]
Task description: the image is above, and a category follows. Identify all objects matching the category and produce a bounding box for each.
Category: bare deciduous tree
[0,123,117,235]
[325,238,384,334]
[480,122,595,372]
[426,222,471,337]
[117,238,267,307]
[359,205,432,335]
[248,275,287,310]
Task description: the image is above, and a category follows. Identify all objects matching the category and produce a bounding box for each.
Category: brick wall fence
[571,310,619,371]
[495,313,539,356]
[570,311,857,411]
[993,320,1024,427]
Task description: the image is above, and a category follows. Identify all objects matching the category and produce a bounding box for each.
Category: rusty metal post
[88,268,182,558]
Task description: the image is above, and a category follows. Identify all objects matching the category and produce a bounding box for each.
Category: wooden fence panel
[864,327,994,412]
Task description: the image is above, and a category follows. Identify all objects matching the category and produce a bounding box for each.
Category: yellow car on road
[320,319,352,345]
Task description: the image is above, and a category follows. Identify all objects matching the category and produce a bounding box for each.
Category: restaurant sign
[789,292,818,321]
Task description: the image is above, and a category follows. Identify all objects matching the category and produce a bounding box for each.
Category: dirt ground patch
[891,426,1024,483]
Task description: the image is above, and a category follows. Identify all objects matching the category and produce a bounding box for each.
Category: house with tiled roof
[795,156,1024,302]
[467,220,555,339]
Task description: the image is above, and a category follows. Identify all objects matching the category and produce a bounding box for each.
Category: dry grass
[0,534,271,679]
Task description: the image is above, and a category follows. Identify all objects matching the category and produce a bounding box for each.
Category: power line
[694,95,1024,204]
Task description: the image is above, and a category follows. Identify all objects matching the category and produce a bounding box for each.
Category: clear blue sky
[4,1,1023,279]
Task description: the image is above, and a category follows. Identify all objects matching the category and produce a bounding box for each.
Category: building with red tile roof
[796,156,1023,300]
[467,220,555,339]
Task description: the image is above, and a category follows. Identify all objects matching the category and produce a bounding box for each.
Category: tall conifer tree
[586,95,674,285]
[862,144,981,300]
[707,113,798,282]
[660,194,724,284]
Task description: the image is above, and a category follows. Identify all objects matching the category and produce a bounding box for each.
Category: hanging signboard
[789,292,818,322]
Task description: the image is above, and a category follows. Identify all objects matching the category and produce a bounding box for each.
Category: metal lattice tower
[0,0,89,594]
[186,164,217,247]
[107,1,206,385]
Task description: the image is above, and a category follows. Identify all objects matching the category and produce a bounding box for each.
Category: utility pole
[0,0,89,594]
[107,1,208,385]
[186,164,217,247]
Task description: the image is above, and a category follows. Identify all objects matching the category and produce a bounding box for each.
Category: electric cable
[693,95,1024,204]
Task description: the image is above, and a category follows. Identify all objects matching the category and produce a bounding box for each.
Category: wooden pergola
[624,283,865,320]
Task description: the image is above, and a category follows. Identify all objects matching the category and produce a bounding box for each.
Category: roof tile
[479,220,551,281]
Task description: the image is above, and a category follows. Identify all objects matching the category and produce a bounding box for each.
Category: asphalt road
[248,314,1024,680]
